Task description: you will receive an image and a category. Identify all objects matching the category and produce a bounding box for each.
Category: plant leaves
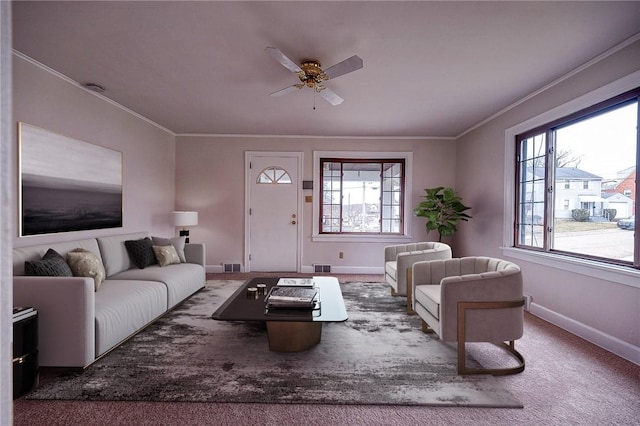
[414,187,472,240]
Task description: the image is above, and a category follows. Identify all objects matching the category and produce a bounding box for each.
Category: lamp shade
[171,211,198,227]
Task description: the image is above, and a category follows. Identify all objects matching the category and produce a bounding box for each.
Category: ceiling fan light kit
[266,46,363,106]
[298,59,327,90]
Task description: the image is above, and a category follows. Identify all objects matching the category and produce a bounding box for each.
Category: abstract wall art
[19,122,123,236]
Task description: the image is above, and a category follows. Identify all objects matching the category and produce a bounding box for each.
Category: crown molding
[456,32,640,139]
[12,49,176,136]
[175,133,455,141]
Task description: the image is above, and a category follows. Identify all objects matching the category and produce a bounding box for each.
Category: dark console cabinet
[13,311,39,399]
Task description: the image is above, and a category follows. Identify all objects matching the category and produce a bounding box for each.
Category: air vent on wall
[223,263,241,273]
[314,264,331,273]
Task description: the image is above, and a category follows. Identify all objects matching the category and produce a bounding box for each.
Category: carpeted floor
[25,280,522,407]
[13,275,640,425]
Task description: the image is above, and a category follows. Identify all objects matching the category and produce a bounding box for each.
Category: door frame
[244,151,304,272]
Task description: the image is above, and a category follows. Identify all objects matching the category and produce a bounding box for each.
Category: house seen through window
[320,159,404,234]
[515,87,639,268]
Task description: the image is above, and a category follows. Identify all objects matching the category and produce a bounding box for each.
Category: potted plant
[414,187,472,242]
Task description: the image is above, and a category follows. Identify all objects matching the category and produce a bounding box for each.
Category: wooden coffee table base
[266,321,323,352]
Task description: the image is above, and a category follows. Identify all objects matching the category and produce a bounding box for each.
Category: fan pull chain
[313,90,316,111]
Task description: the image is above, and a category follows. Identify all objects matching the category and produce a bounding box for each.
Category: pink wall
[175,135,456,271]
[454,40,640,360]
[12,54,177,248]
[12,39,638,364]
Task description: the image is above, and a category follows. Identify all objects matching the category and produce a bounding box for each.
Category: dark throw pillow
[25,248,73,277]
[125,237,157,269]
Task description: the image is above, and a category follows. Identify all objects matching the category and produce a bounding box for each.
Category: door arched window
[257,166,292,184]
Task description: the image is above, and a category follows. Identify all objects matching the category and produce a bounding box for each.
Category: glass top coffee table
[212,276,348,352]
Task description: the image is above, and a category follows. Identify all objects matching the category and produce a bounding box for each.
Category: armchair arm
[13,276,96,367]
[396,251,438,293]
[439,271,523,342]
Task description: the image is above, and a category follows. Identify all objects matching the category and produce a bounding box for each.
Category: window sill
[501,247,639,289]
[312,234,413,243]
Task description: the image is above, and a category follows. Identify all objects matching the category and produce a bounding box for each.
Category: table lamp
[171,211,198,243]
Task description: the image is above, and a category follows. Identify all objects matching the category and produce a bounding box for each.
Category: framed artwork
[19,122,123,236]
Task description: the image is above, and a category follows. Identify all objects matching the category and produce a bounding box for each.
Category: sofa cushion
[153,245,181,267]
[94,279,167,356]
[125,237,157,269]
[152,236,186,262]
[96,232,149,277]
[415,284,441,320]
[66,248,106,291]
[24,249,73,277]
[109,263,204,308]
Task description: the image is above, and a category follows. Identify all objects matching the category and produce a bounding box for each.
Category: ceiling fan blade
[319,87,344,106]
[269,84,303,97]
[324,55,363,80]
[265,47,302,73]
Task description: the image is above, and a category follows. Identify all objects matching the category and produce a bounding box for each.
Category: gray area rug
[27,280,522,407]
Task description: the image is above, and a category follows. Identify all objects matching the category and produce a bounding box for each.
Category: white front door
[246,152,301,272]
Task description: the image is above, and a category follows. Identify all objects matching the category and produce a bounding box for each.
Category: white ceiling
[12,1,640,137]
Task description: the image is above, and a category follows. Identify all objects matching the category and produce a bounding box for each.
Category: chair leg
[406,267,415,315]
[421,320,434,333]
[457,300,526,376]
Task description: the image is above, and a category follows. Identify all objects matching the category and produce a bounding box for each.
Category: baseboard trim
[207,265,234,273]
[207,265,385,275]
[300,265,385,275]
[530,303,640,366]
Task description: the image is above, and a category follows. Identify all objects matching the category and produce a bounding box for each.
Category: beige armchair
[384,242,452,313]
[411,256,525,375]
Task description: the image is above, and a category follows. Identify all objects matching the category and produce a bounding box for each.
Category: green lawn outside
[554,220,617,232]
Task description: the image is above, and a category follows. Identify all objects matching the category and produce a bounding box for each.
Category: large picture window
[515,87,639,269]
[320,158,405,234]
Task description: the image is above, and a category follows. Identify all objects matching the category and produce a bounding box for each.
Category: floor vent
[314,264,331,273]
[223,263,241,273]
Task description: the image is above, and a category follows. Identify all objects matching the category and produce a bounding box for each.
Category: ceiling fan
[265,47,363,106]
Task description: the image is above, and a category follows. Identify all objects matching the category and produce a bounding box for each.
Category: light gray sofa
[13,232,206,368]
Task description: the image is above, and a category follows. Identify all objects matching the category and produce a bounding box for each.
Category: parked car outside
[616,215,635,230]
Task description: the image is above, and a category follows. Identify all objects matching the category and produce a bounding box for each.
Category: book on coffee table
[265,286,318,309]
[276,278,315,288]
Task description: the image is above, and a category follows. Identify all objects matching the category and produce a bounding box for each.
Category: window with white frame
[514,87,639,269]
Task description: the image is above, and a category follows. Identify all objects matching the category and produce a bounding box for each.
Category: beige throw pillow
[153,245,181,267]
[66,248,106,291]
[152,236,186,262]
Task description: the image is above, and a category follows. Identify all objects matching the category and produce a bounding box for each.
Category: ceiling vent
[84,83,105,93]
